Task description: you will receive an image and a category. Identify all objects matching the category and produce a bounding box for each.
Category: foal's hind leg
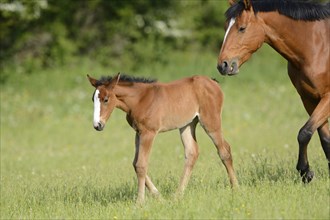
[209,131,238,187]
[199,115,238,187]
[145,175,161,197]
[177,119,199,196]
[297,95,330,183]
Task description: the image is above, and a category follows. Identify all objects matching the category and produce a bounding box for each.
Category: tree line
[1,0,229,73]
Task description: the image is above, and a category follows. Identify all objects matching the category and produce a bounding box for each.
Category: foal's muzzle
[94,122,104,131]
[217,59,239,75]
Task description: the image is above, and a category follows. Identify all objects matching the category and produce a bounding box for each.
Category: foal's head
[87,73,120,131]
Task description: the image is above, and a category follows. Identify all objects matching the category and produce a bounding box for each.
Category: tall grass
[1,46,329,219]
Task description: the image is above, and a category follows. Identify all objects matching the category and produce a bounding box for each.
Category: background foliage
[1,0,226,78]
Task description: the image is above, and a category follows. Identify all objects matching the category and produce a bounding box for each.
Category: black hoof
[301,169,314,183]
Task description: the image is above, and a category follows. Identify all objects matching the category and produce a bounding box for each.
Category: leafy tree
[0,0,228,74]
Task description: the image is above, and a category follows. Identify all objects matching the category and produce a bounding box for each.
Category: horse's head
[217,0,265,75]
[87,73,120,131]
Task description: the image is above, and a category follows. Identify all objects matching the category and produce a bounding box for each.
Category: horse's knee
[297,127,313,146]
[133,162,147,176]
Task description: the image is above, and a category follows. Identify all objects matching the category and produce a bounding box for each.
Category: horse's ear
[243,0,251,10]
[228,0,236,6]
[87,74,98,87]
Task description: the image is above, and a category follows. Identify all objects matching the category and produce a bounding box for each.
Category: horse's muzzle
[94,122,104,131]
[217,59,239,75]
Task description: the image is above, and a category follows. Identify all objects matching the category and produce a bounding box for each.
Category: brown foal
[88,73,238,203]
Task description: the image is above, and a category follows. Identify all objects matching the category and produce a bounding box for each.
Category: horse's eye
[104,98,109,103]
[239,26,246,33]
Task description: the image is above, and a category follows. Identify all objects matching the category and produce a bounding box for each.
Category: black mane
[95,74,157,86]
[226,0,330,21]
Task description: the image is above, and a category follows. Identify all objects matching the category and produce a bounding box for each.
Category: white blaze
[220,18,236,53]
[93,89,101,127]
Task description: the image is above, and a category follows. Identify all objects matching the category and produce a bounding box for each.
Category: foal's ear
[107,72,121,89]
[113,72,121,86]
[243,0,252,10]
[87,74,98,87]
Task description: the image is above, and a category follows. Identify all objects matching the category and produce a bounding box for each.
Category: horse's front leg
[133,131,156,204]
[297,94,330,183]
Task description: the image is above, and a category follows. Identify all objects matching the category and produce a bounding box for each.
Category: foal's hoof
[301,169,314,183]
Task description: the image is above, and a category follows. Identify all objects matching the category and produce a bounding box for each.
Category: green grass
[1,45,329,219]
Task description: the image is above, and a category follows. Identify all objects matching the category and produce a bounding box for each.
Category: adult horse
[217,0,330,183]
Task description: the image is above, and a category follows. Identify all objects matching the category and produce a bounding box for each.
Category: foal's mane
[95,74,157,86]
[226,0,330,21]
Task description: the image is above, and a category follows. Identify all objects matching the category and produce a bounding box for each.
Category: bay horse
[87,73,238,203]
[217,0,330,183]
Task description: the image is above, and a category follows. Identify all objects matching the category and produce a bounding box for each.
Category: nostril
[222,61,229,68]
[98,122,102,129]
[231,61,238,70]
[217,60,229,74]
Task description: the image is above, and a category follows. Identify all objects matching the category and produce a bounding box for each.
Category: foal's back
[142,75,223,132]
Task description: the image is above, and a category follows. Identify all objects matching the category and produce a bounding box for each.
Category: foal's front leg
[133,131,156,204]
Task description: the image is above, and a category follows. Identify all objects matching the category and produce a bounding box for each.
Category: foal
[87,73,238,203]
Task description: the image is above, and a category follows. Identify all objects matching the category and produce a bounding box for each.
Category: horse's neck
[262,13,327,68]
[114,83,148,113]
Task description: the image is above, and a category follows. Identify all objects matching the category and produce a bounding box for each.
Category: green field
[1,46,329,219]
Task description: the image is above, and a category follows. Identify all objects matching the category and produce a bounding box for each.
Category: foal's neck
[114,82,150,113]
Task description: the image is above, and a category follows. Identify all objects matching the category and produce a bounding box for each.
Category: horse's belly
[159,109,199,132]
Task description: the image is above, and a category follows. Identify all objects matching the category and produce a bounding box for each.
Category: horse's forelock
[225,1,245,21]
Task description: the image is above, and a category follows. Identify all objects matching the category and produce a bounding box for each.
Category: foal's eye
[239,26,246,33]
[104,98,109,103]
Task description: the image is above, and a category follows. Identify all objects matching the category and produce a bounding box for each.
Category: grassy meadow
[1,46,329,219]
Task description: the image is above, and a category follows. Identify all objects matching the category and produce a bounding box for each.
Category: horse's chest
[288,64,324,99]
